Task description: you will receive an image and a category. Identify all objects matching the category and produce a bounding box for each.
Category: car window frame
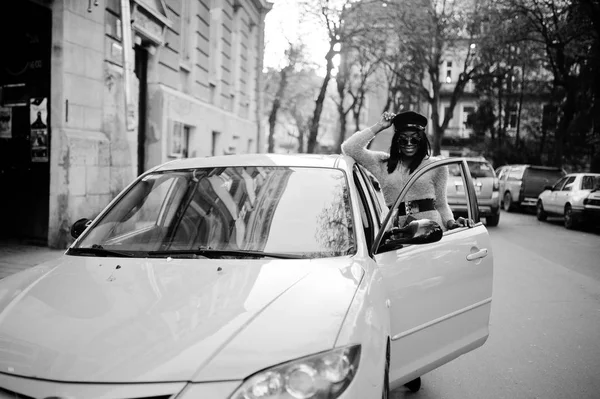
[356,165,385,225]
[352,166,379,249]
[561,176,577,192]
[372,158,476,255]
[552,176,568,191]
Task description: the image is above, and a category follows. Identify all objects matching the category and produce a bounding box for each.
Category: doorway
[0,1,52,244]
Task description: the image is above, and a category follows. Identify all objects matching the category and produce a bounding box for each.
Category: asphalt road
[391,210,600,399]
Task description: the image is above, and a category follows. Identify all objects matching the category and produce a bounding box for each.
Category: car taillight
[493,178,499,191]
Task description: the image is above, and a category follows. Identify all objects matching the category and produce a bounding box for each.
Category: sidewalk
[0,241,64,280]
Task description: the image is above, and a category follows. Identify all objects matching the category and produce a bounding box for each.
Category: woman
[341,110,472,230]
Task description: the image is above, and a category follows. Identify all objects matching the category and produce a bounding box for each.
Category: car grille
[586,199,600,206]
[0,389,171,399]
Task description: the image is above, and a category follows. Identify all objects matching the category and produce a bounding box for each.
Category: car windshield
[73,166,356,258]
[582,175,600,190]
[467,162,494,178]
[448,161,494,178]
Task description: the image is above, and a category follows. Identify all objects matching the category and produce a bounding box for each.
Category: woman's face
[397,130,423,157]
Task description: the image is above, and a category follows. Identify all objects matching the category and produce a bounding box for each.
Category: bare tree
[267,42,305,153]
[299,0,380,153]
[382,0,485,155]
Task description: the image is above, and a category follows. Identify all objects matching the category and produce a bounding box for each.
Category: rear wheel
[503,192,513,212]
[536,201,547,221]
[486,212,500,227]
[564,205,577,230]
[404,377,421,393]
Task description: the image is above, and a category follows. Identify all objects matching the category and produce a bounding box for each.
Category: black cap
[392,111,427,132]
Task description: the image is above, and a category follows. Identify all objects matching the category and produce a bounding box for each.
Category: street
[392,210,600,399]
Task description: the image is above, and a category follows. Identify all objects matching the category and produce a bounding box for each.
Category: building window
[508,107,518,129]
[181,0,192,62]
[212,130,221,155]
[169,121,190,158]
[463,106,475,128]
[445,61,452,83]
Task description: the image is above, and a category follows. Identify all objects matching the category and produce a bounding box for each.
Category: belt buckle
[406,200,419,214]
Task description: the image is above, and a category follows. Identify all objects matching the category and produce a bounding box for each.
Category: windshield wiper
[146,248,304,259]
[67,244,135,258]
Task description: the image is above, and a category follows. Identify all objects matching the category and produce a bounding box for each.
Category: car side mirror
[377,219,443,253]
[545,185,553,191]
[71,218,92,239]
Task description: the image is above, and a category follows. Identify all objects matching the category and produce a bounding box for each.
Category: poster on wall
[0,106,11,138]
[30,97,49,162]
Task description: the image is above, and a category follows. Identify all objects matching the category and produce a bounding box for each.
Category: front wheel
[536,201,548,221]
[486,213,500,227]
[503,192,513,212]
[404,377,422,393]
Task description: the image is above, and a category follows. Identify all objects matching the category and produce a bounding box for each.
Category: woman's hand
[447,217,474,230]
[375,111,395,132]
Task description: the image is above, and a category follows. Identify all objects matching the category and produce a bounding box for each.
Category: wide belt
[397,198,436,216]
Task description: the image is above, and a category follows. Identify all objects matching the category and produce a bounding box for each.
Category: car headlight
[230,345,361,399]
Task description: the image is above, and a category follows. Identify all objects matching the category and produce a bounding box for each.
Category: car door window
[508,167,525,180]
[561,176,576,191]
[552,177,568,191]
[375,158,475,254]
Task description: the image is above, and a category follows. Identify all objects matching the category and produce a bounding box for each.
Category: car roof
[506,164,564,171]
[153,153,352,171]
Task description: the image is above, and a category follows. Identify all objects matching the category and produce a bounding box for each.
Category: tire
[382,342,390,399]
[486,213,500,227]
[564,204,577,230]
[404,377,421,393]
[503,192,513,212]
[536,201,547,221]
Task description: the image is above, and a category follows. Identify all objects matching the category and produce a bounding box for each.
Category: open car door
[372,157,494,389]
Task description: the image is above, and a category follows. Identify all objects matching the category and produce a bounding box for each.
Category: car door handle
[466,248,488,261]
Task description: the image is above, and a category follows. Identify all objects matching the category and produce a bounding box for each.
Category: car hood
[0,255,362,383]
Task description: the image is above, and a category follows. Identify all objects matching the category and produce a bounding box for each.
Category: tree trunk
[553,86,576,167]
[515,66,526,149]
[267,67,290,153]
[431,95,442,155]
[307,47,336,153]
[267,99,280,153]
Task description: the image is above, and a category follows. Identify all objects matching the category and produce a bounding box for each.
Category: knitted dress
[341,127,454,230]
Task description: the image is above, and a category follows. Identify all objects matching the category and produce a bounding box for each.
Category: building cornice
[251,0,273,13]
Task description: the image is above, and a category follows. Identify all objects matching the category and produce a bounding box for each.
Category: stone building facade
[0,0,272,248]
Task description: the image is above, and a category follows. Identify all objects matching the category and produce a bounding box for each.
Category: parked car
[496,164,566,212]
[536,173,600,229]
[0,154,493,399]
[447,158,501,226]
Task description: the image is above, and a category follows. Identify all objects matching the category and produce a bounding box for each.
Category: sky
[263,0,329,71]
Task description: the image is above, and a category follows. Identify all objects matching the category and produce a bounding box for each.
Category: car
[496,164,566,212]
[536,173,600,229]
[0,154,493,399]
[447,158,501,226]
